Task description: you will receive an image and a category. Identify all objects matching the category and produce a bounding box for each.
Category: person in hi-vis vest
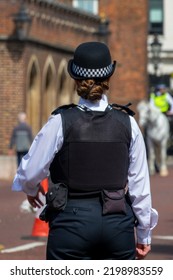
[150,84,173,115]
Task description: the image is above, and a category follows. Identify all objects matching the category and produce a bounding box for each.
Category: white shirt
[12,94,158,244]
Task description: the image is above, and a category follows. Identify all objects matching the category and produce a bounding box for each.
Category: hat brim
[67,60,116,80]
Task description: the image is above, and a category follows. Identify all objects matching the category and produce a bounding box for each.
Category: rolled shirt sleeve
[128,117,158,244]
[12,114,63,197]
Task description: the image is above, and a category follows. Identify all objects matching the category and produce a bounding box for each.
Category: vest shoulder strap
[110,102,135,116]
[51,103,77,115]
[51,102,135,116]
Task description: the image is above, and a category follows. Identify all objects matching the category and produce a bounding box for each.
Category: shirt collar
[78,94,108,111]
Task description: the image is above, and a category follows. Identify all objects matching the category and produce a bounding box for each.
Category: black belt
[68,190,101,199]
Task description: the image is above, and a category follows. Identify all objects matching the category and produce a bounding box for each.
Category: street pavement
[146,158,173,260]
[0,161,173,260]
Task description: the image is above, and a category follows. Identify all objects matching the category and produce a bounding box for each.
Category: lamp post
[150,34,162,76]
[12,4,32,40]
[94,13,110,44]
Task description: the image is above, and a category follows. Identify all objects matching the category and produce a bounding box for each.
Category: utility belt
[39,182,128,222]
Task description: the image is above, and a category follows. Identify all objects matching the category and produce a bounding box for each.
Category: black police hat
[68,41,116,80]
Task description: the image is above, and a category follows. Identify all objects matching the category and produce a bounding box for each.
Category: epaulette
[110,103,135,116]
[51,103,77,115]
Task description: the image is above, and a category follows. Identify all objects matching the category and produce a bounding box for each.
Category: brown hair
[76,79,109,102]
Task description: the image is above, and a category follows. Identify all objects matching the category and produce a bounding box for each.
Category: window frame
[73,0,98,15]
[148,0,164,35]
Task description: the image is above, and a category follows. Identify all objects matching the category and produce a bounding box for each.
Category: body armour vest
[49,104,132,193]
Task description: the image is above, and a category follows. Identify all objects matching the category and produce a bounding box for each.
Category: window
[73,0,98,15]
[149,0,163,34]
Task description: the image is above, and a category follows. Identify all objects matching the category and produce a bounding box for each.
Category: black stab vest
[49,105,132,193]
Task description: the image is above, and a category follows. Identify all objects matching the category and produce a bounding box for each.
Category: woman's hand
[136,243,151,259]
[27,184,45,208]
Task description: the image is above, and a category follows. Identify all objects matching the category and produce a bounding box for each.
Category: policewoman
[12,42,158,260]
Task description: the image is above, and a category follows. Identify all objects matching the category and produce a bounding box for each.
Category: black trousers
[46,196,136,260]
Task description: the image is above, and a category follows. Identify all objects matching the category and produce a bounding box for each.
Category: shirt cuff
[12,176,23,192]
[136,228,152,244]
[12,175,39,197]
[136,208,159,244]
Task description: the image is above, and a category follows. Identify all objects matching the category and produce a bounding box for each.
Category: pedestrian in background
[12,42,158,260]
[9,112,33,166]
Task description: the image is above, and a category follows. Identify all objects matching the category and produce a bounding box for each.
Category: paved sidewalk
[0,162,173,260]
[146,163,173,260]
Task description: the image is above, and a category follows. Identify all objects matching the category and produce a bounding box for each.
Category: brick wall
[0,0,102,155]
[99,0,148,108]
[0,42,26,154]
[0,0,148,156]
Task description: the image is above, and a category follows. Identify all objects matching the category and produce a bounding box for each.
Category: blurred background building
[1,0,172,178]
[148,0,173,89]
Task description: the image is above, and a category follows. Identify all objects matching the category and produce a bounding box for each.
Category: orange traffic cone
[31,178,49,237]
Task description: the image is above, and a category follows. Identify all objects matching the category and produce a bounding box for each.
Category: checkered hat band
[72,63,113,78]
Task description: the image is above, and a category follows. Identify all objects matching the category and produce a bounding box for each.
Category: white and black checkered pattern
[72,63,113,78]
